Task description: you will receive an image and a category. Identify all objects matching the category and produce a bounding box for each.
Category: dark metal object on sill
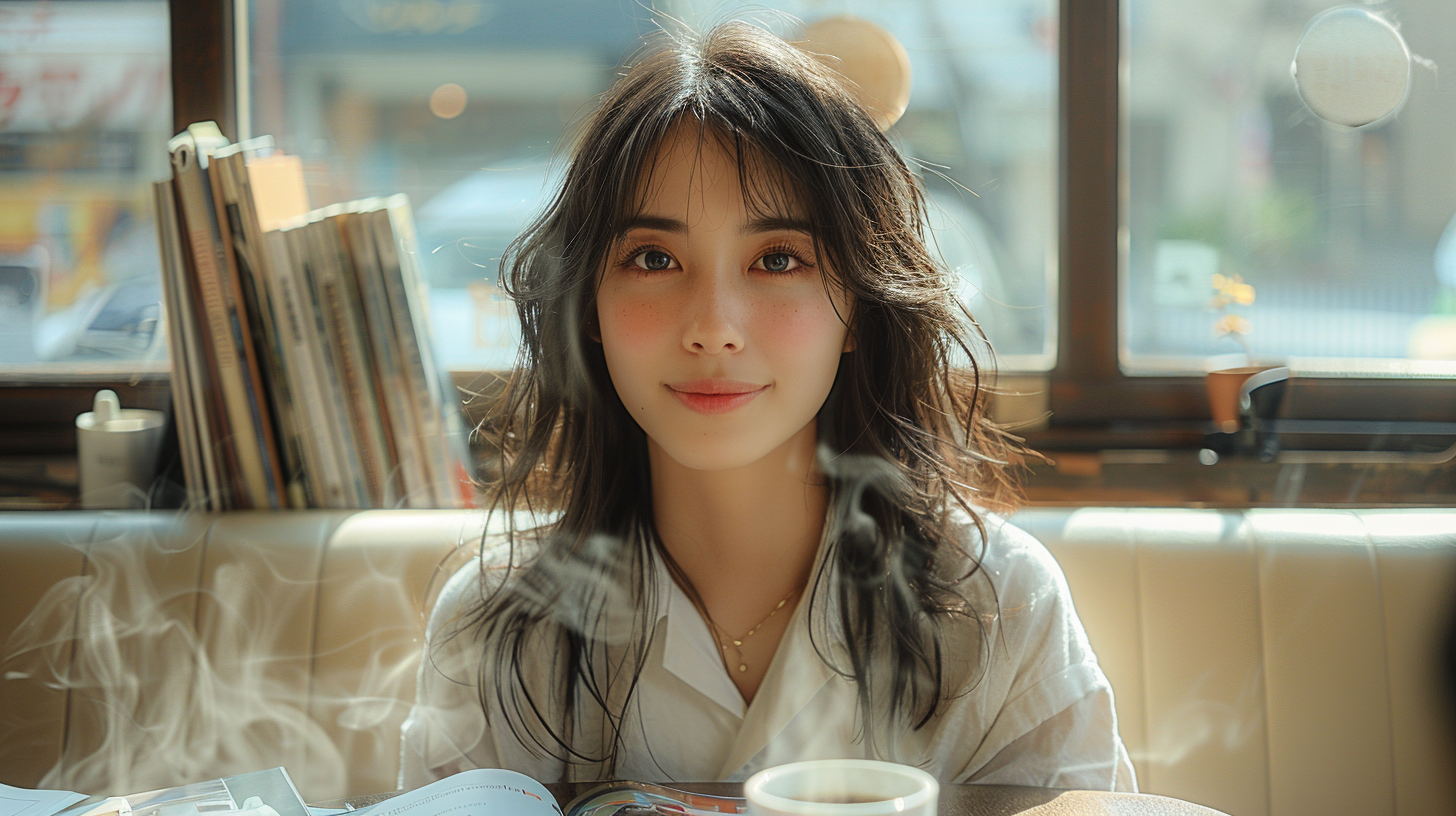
[1202,368,1288,464]
[1201,369,1456,465]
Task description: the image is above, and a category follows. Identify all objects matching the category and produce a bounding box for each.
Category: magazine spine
[206,141,286,509]
[168,126,265,509]
[151,179,211,510]
[372,198,469,507]
[304,215,388,506]
[287,222,370,507]
[178,212,241,511]
[262,227,348,508]
[212,146,304,508]
[322,210,398,507]
[343,202,432,508]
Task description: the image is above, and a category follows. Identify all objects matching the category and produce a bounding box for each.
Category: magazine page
[0,782,86,816]
[351,770,560,816]
[563,782,745,816]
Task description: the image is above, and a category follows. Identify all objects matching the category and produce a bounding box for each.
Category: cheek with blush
[601,296,669,352]
[760,296,849,353]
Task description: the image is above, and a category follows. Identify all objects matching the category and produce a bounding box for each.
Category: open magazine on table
[3,768,309,816]
[342,769,745,816]
[0,769,744,816]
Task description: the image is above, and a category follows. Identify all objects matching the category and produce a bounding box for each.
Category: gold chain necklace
[701,583,804,674]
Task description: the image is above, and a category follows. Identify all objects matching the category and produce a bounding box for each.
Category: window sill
[0,455,80,510]
[4,448,1450,511]
[1022,448,1456,507]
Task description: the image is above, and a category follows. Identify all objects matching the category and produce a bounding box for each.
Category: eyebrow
[616,214,814,238]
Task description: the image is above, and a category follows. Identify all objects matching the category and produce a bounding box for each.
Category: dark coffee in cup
[744,759,938,815]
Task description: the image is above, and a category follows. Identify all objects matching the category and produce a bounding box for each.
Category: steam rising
[1,513,446,802]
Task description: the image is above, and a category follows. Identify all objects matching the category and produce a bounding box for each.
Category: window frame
[0,0,229,455]
[3,0,1452,459]
[1051,0,1453,453]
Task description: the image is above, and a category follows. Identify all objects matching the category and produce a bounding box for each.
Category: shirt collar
[652,513,842,724]
[659,560,748,717]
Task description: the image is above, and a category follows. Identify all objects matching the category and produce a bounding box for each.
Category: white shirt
[399,511,1136,791]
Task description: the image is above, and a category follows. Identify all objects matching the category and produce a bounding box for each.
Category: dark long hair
[454,19,1035,778]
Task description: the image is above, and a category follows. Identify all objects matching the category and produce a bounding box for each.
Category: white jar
[75,389,166,509]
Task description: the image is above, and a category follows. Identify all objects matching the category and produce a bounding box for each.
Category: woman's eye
[632,250,677,271]
[755,252,800,273]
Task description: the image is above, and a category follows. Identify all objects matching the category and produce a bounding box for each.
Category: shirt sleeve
[961,685,1137,791]
[399,560,498,789]
[399,554,574,789]
[943,515,1137,792]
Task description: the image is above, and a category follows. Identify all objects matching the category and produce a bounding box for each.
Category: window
[4,0,1452,474]
[245,0,1058,372]
[1124,0,1456,378]
[0,1,173,376]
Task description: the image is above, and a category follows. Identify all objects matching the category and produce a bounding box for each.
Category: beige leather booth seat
[2,509,1454,816]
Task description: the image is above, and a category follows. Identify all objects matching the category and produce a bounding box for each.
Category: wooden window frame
[1048,0,1453,453]
[0,0,230,455]
[4,0,1451,458]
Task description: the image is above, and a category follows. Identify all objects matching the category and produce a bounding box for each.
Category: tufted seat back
[1026,508,1456,816]
[1,508,1454,816]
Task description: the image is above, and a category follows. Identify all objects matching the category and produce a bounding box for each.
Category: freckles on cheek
[607,300,664,349]
[765,298,840,348]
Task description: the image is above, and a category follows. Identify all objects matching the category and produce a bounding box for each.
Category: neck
[648,419,828,613]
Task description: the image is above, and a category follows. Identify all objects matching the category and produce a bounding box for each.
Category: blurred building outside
[4,0,1454,378]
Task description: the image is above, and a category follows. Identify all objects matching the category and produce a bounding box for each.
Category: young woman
[400,20,1135,791]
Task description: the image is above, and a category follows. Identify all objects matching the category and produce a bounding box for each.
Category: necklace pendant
[732,639,742,646]
[738,663,747,672]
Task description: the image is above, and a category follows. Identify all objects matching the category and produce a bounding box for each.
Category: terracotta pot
[1205,366,1280,432]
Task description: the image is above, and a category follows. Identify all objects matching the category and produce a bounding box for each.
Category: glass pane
[1123,0,1456,376]
[0,1,172,374]
[248,0,1056,371]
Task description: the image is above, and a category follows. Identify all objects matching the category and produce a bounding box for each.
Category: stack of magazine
[4,767,746,816]
[152,121,473,510]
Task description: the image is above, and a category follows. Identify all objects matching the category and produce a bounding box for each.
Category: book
[197,127,287,510]
[168,123,271,510]
[156,121,475,509]
[5,769,746,816]
[210,138,303,508]
[304,209,395,506]
[168,123,288,507]
[241,150,341,507]
[27,768,310,816]
[340,201,432,508]
[279,218,372,507]
[260,226,350,508]
[341,770,745,816]
[152,179,218,510]
[369,197,469,508]
[0,781,85,816]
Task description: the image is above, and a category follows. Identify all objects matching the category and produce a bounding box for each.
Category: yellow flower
[1231,282,1256,305]
[1214,314,1252,336]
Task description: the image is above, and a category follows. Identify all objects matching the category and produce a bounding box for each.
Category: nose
[681,264,746,355]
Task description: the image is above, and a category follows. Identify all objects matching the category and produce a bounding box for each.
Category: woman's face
[592,124,856,472]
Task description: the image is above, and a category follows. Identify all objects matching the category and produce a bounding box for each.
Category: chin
[656,435,780,472]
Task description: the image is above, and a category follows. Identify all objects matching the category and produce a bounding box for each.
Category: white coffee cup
[76,389,167,509]
[743,759,938,816]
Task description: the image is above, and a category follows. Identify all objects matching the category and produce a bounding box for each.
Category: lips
[667,379,766,395]
[666,381,769,415]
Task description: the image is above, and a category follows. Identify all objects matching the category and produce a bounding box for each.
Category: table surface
[336,782,1231,816]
